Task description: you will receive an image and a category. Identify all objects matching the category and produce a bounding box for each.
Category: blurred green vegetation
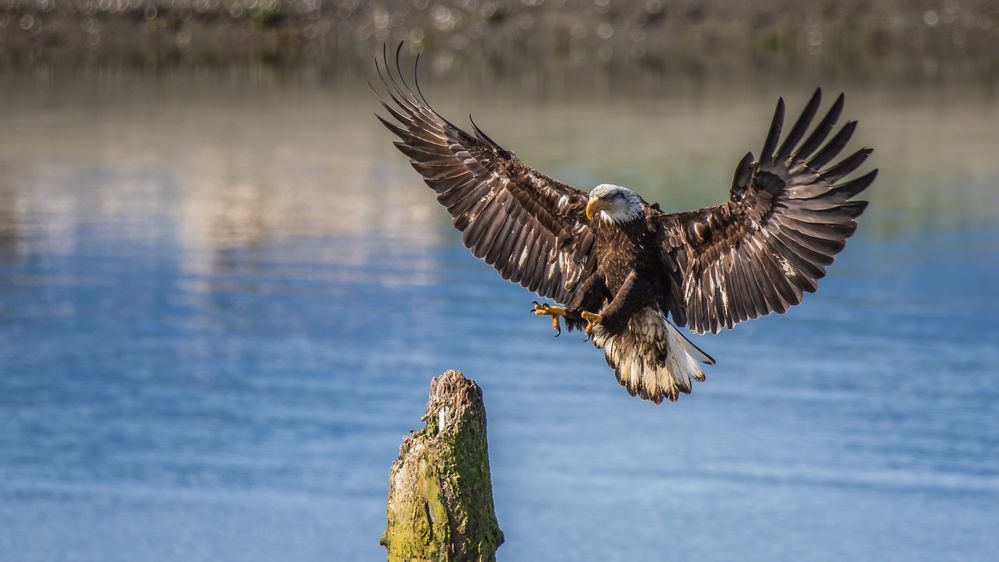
[0,0,996,84]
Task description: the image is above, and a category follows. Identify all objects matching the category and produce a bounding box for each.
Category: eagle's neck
[597,202,644,225]
[595,210,647,243]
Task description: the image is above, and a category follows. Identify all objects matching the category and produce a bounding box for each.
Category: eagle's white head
[586,184,644,224]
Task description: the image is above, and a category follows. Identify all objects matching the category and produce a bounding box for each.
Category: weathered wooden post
[381,370,504,562]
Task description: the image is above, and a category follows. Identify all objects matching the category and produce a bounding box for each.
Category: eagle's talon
[532,302,567,336]
[581,310,603,340]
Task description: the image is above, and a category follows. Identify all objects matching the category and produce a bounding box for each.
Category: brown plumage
[373,45,876,404]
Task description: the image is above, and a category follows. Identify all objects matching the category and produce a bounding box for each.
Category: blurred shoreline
[0,0,996,87]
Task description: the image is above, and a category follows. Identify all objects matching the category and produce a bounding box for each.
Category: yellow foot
[580,311,603,341]
[532,301,567,336]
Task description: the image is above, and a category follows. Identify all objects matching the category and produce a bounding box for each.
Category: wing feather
[374,46,597,303]
[776,89,822,161]
[658,89,876,334]
[794,93,844,160]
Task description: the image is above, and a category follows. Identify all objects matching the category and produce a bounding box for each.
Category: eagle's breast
[593,216,652,294]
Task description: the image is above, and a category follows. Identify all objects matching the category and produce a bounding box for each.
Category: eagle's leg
[532,301,568,336]
[580,311,603,340]
[583,271,648,341]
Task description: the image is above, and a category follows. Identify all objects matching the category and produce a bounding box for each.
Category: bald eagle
[373,48,876,404]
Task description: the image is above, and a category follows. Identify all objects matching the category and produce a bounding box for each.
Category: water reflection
[0,70,997,561]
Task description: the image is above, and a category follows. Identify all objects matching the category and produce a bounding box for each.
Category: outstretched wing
[373,47,597,304]
[658,89,877,335]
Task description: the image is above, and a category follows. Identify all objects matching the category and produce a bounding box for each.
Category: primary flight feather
[373,46,876,404]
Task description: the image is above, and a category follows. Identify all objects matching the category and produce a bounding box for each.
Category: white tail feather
[591,308,715,404]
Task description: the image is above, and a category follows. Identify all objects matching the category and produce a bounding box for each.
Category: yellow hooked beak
[585,198,602,220]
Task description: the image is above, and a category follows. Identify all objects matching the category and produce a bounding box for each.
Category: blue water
[1,73,998,561]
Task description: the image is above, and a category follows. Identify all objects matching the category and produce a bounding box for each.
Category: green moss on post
[381,370,504,562]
